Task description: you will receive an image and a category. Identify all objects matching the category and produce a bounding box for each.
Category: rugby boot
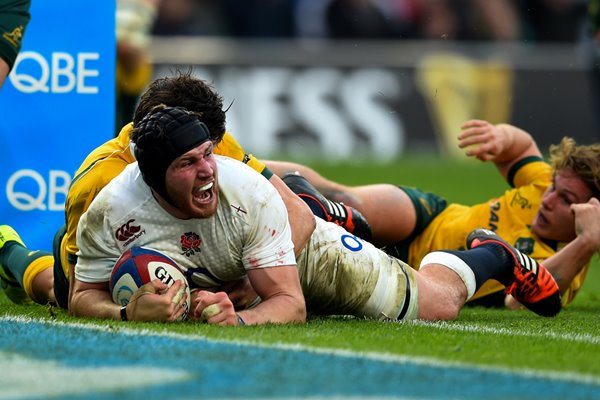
[282,173,372,241]
[467,228,561,317]
[0,225,30,304]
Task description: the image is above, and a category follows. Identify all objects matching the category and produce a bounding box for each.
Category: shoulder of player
[67,149,134,218]
[79,166,154,245]
[216,156,272,189]
[509,158,551,188]
[216,156,280,206]
[71,136,134,193]
[86,163,149,212]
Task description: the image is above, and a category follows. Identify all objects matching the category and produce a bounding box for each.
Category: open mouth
[194,181,214,202]
[535,210,548,226]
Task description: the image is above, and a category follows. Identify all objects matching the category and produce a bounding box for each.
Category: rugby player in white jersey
[71,106,562,325]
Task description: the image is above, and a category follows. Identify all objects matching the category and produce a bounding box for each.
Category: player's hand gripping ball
[200,303,222,322]
[110,247,191,321]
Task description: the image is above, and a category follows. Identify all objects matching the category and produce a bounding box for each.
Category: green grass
[2,156,599,379]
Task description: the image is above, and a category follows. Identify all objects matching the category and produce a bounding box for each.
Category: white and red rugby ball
[110,246,190,320]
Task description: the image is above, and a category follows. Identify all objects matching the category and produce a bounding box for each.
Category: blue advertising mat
[1,317,599,399]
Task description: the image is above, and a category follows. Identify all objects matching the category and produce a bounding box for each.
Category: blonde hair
[549,137,600,199]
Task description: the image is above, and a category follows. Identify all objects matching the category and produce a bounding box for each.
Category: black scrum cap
[133,106,211,202]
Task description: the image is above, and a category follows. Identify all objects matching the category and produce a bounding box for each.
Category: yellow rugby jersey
[407,159,587,306]
[61,123,269,273]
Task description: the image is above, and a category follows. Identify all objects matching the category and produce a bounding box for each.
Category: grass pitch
[1,155,599,388]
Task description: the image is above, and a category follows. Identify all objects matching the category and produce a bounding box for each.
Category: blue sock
[443,243,513,291]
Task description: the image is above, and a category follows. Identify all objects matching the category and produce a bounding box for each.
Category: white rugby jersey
[75,156,296,289]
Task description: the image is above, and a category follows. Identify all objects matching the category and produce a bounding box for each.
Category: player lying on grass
[69,106,561,324]
[0,75,564,320]
[0,71,370,310]
[264,120,600,309]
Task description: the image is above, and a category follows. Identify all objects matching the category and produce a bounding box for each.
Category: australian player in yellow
[266,119,600,309]
[0,72,318,308]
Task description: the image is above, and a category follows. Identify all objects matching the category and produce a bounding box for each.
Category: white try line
[409,319,600,345]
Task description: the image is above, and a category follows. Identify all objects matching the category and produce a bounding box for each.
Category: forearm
[70,286,120,320]
[67,261,76,311]
[542,237,597,293]
[242,266,306,325]
[459,120,542,179]
[237,292,306,325]
[494,124,540,166]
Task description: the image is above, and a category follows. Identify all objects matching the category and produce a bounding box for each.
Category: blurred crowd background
[152,0,590,44]
[115,0,600,159]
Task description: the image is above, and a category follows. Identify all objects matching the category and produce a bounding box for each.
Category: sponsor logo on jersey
[115,219,145,246]
[180,232,201,257]
[488,200,501,231]
[341,234,363,252]
[2,25,24,48]
[510,191,532,209]
[515,238,534,255]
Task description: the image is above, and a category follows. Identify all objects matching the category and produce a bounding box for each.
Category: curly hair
[549,137,600,200]
[133,69,226,143]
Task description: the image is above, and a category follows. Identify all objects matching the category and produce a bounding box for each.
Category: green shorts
[0,0,31,70]
[382,186,448,262]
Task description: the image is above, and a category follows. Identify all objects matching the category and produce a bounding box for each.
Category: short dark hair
[133,69,226,144]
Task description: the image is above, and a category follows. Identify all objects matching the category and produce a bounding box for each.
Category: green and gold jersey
[407,159,587,306]
[0,0,31,70]
[61,123,269,273]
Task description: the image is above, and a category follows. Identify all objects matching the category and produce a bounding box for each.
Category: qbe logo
[10,51,100,94]
[6,169,72,211]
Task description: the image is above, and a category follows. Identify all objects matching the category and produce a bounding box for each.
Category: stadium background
[147,0,600,160]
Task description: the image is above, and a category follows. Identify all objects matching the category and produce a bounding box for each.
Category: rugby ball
[110,246,190,321]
